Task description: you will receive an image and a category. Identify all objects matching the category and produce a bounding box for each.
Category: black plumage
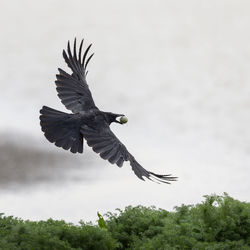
[40,39,177,184]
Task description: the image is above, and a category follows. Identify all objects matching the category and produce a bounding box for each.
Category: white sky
[0,0,249,223]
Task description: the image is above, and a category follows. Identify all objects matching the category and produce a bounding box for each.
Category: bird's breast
[79,110,105,128]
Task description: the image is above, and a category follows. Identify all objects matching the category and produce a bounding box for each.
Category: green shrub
[0,193,249,249]
[106,193,250,249]
[0,215,118,250]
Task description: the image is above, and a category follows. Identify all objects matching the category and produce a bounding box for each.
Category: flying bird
[39,39,177,184]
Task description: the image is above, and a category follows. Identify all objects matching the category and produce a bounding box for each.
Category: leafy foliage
[0,216,117,249]
[97,212,107,230]
[0,193,249,249]
[105,193,250,249]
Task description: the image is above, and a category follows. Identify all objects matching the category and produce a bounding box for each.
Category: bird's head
[104,112,128,125]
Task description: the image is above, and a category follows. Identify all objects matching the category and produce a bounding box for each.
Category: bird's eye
[120,116,128,124]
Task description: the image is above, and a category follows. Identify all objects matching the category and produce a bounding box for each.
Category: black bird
[39,39,177,184]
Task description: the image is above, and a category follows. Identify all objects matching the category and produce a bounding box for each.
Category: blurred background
[0,0,249,224]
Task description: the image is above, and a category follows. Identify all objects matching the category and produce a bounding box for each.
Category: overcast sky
[0,0,249,223]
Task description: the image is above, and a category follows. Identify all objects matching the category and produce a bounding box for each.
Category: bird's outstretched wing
[80,125,177,184]
[55,39,97,113]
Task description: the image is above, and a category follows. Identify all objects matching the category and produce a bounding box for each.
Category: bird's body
[40,39,177,184]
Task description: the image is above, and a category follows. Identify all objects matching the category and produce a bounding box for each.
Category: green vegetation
[0,193,250,249]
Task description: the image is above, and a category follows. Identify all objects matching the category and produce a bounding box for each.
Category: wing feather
[93,143,114,154]
[109,145,121,164]
[55,39,97,113]
[80,125,177,184]
[100,147,116,160]
[116,157,124,167]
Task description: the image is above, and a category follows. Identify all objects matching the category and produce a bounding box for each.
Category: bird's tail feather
[39,106,83,153]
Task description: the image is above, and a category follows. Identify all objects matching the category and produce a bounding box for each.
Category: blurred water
[0,0,250,223]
